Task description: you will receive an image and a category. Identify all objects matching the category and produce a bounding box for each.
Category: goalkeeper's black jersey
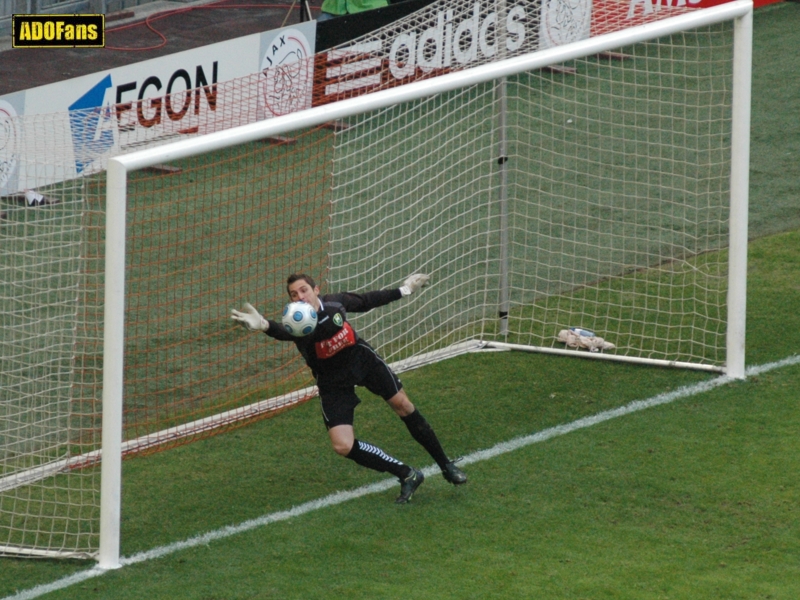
[265,288,402,385]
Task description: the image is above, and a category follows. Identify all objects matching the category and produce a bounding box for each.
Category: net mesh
[327,26,732,366]
[0,111,103,558]
[501,27,732,362]
[117,129,331,446]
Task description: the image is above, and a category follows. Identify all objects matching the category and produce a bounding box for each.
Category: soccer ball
[281,301,318,337]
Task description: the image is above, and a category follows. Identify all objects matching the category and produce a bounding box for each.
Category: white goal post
[97,1,753,568]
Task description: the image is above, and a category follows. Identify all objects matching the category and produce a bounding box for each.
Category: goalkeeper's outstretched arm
[231,302,300,341]
[230,273,430,333]
[319,273,431,313]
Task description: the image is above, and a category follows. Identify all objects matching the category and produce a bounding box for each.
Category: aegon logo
[114,62,218,128]
[66,61,218,174]
[388,3,526,79]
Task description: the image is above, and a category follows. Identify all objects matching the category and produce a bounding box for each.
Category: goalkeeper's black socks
[401,409,449,469]
[346,439,411,479]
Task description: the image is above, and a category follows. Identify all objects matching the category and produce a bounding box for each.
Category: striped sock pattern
[357,441,402,466]
[345,439,409,479]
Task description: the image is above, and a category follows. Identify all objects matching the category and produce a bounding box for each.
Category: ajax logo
[261,30,313,117]
[540,0,591,49]
[0,100,19,189]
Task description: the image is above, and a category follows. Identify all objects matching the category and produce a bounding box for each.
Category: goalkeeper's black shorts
[317,341,403,429]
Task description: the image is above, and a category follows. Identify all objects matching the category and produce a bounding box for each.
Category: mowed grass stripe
[5,352,799,600]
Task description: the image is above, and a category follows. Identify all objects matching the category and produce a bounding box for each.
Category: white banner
[0,21,316,195]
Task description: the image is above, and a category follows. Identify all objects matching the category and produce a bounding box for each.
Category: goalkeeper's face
[288,280,321,311]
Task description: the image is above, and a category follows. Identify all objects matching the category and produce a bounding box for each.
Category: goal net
[0,0,751,561]
[325,21,744,372]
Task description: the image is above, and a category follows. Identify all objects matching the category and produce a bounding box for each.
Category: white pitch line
[5,354,800,600]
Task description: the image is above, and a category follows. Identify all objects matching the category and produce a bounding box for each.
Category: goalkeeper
[231,273,467,504]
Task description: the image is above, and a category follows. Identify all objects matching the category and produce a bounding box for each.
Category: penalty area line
[5,354,800,600]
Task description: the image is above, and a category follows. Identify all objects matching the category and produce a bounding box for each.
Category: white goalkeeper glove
[231,303,269,332]
[399,274,431,297]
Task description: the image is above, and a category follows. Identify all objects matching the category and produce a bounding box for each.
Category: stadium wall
[0,0,761,197]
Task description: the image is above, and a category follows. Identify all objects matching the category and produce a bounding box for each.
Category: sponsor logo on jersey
[315,322,356,359]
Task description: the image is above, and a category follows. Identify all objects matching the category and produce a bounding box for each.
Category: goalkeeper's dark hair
[286,273,317,293]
